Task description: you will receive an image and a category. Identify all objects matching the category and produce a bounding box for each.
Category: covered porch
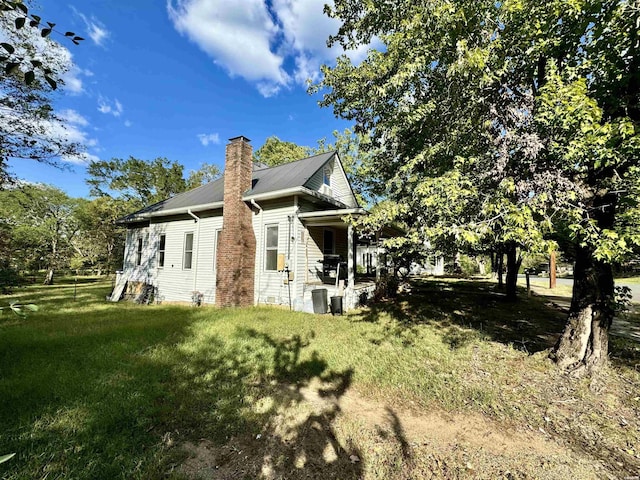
[295,209,396,312]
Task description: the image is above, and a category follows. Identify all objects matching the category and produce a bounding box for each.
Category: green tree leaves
[0,0,83,88]
[0,1,86,183]
[253,136,313,167]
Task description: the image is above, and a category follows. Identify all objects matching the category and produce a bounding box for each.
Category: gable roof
[118,151,343,224]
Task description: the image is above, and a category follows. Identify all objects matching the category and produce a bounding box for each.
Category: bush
[0,265,19,293]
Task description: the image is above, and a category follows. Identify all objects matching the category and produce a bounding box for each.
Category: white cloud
[72,7,110,47]
[59,109,89,127]
[63,151,100,165]
[197,132,220,146]
[256,82,282,98]
[168,0,289,85]
[51,110,100,162]
[124,120,132,127]
[60,66,94,95]
[97,96,123,117]
[167,0,378,97]
[0,106,100,165]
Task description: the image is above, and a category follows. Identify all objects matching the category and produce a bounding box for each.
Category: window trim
[265,224,279,271]
[158,234,166,268]
[183,232,194,270]
[323,166,331,186]
[136,237,143,266]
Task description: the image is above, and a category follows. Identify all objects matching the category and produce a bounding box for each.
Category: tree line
[0,159,223,288]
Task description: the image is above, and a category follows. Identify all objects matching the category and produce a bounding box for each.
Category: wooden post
[549,251,557,289]
[348,224,355,288]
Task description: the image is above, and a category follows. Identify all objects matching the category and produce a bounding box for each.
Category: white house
[114,136,394,312]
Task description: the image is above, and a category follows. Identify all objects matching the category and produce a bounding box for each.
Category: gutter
[245,186,347,208]
[116,201,224,224]
[118,187,350,225]
[297,208,366,219]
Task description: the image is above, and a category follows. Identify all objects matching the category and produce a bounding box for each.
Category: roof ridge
[257,150,336,171]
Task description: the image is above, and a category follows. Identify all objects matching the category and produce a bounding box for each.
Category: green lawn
[1,278,639,479]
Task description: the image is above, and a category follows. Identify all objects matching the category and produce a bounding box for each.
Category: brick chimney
[216,136,256,307]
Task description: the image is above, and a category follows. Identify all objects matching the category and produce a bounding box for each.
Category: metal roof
[118,151,337,223]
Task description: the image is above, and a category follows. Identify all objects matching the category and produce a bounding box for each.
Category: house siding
[118,150,361,308]
[253,199,296,306]
[328,157,357,207]
[130,212,220,304]
[305,157,357,208]
[123,226,154,283]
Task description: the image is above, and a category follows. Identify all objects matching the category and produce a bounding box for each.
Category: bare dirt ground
[178,377,604,480]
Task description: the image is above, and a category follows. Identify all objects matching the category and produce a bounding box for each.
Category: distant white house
[115,136,397,311]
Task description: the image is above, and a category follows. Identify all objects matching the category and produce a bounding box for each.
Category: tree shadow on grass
[176,327,363,479]
[354,278,568,354]
[0,294,364,479]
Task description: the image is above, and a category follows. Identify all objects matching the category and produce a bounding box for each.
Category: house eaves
[117,186,347,224]
[297,208,366,219]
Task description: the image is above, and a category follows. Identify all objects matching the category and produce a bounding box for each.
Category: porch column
[348,224,355,288]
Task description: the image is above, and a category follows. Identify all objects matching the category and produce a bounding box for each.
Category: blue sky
[8,0,372,198]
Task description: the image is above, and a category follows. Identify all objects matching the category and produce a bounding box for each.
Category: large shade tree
[253,136,313,167]
[72,197,129,274]
[86,157,220,207]
[317,0,640,373]
[0,183,78,284]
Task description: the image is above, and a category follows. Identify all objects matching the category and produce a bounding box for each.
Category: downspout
[292,196,300,307]
[187,209,200,299]
[250,199,263,305]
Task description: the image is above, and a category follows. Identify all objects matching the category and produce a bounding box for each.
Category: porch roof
[298,208,404,238]
[297,208,365,226]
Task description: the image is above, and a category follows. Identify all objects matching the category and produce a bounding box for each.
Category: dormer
[306,153,358,208]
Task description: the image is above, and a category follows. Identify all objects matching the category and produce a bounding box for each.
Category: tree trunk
[43,269,54,285]
[551,245,614,373]
[496,248,504,289]
[505,242,522,301]
[552,194,616,374]
[490,251,496,278]
[476,256,486,275]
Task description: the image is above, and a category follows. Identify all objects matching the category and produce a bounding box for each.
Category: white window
[323,166,331,186]
[213,229,221,270]
[136,237,143,266]
[183,232,194,270]
[158,234,166,268]
[323,229,335,254]
[265,225,278,271]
